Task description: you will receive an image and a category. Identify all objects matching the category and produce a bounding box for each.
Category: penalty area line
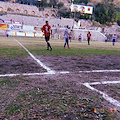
[79,69,120,73]
[0,71,70,77]
[0,72,55,77]
[1,69,120,77]
[87,80,120,85]
[83,83,120,109]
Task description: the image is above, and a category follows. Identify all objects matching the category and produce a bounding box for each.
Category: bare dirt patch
[0,57,46,74]
[36,54,120,72]
[0,54,120,119]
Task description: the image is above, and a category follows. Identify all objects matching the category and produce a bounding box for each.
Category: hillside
[90,0,120,7]
[1,0,120,25]
[2,0,120,8]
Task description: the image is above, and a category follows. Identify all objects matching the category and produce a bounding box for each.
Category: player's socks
[50,48,52,51]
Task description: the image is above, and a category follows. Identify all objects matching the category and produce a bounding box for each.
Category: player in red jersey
[42,21,52,51]
[87,31,91,45]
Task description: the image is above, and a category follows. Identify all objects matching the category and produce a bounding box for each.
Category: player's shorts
[113,39,115,42]
[69,37,71,39]
[45,36,50,42]
[88,38,90,41]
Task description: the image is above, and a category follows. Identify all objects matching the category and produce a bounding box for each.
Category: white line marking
[13,38,55,73]
[79,69,120,73]
[0,71,70,77]
[0,72,56,77]
[0,69,120,78]
[83,83,120,108]
[88,81,120,85]
[58,71,70,74]
[0,73,21,77]
[102,81,120,84]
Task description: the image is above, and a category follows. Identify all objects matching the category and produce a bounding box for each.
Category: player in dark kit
[42,21,52,51]
[87,31,91,45]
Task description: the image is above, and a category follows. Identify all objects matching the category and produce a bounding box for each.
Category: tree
[107,3,117,22]
[94,3,117,24]
[58,7,71,18]
[74,0,90,5]
[94,3,108,24]
[50,0,57,7]
[57,2,64,9]
[117,11,120,25]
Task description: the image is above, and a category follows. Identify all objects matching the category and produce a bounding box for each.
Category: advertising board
[70,3,93,14]
[0,23,7,30]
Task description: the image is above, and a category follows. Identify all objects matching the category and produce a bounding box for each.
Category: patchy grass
[0,47,28,58]
[0,36,120,58]
[0,77,118,119]
[0,78,20,88]
[31,47,120,56]
[5,102,23,116]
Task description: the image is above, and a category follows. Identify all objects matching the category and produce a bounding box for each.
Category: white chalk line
[0,72,54,77]
[88,80,120,85]
[0,71,70,77]
[80,70,120,108]
[13,38,55,74]
[1,69,120,77]
[83,82,120,109]
[79,69,120,73]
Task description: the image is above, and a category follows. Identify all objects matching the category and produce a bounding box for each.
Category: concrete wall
[0,14,74,28]
[56,28,107,41]
[72,29,107,41]
[0,22,107,41]
[0,1,57,17]
[0,2,39,16]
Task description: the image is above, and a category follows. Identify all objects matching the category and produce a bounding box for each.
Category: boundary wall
[0,1,57,17]
[0,2,39,16]
[8,31,43,37]
[72,29,107,41]
[5,28,107,42]
[56,28,107,41]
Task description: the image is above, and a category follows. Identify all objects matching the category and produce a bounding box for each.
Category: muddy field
[0,54,120,74]
[0,54,120,119]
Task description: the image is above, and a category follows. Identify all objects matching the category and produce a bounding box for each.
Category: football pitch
[0,36,120,119]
